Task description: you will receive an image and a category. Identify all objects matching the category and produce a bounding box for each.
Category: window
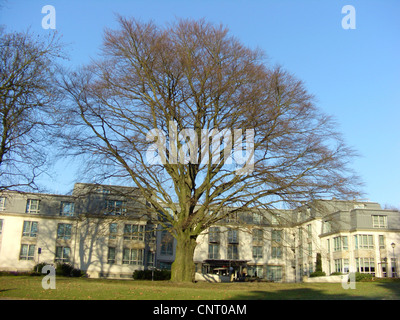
[160,230,174,255]
[0,219,3,235]
[107,247,116,264]
[323,221,332,233]
[55,246,70,262]
[105,200,126,215]
[60,202,75,216]
[22,221,38,237]
[372,215,387,228]
[109,223,118,239]
[379,235,385,249]
[227,228,239,243]
[266,266,282,282]
[354,234,374,249]
[271,246,283,259]
[122,248,143,265]
[124,224,145,241]
[391,258,397,277]
[252,246,263,259]
[271,230,283,259]
[57,223,72,240]
[0,197,6,210]
[306,224,312,237]
[227,244,239,259]
[356,257,375,275]
[334,236,348,251]
[208,244,220,259]
[307,242,312,256]
[334,259,349,273]
[20,244,35,260]
[252,229,263,242]
[26,199,40,214]
[248,265,263,278]
[208,227,220,243]
[147,251,155,267]
[253,213,262,224]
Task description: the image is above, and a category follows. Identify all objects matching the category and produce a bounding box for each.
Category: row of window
[19,244,155,267]
[0,198,129,216]
[333,257,398,276]
[208,243,284,260]
[324,215,389,233]
[328,234,387,252]
[208,227,283,244]
[19,221,151,242]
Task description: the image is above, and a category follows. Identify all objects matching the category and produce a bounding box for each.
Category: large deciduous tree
[0,29,63,191]
[58,17,361,282]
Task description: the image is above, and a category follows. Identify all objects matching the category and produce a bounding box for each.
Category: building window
[248,265,263,278]
[60,202,75,216]
[323,221,332,233]
[252,213,262,224]
[147,251,155,267]
[20,244,35,260]
[122,248,143,265]
[271,230,283,259]
[252,229,263,242]
[356,258,375,275]
[109,223,118,239]
[333,236,348,251]
[334,259,349,273]
[208,244,220,259]
[252,246,263,259]
[124,224,145,241]
[354,235,374,249]
[372,215,387,228]
[227,228,239,244]
[160,230,174,255]
[227,244,239,260]
[307,242,312,256]
[107,247,116,264]
[391,258,397,277]
[22,221,38,237]
[105,200,126,215]
[57,223,72,240]
[0,219,3,235]
[379,235,385,249]
[208,227,220,243]
[26,199,40,214]
[0,197,6,211]
[55,246,71,262]
[266,266,282,282]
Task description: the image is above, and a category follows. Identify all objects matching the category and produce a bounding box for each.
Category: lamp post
[391,243,397,277]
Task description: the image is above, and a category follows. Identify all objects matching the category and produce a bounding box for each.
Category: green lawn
[0,276,399,300]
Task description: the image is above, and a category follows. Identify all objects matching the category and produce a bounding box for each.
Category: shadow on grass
[230,280,400,300]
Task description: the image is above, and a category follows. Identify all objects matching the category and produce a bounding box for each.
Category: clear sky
[1,0,399,208]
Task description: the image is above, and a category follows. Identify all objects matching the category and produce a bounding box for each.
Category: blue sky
[1,0,399,208]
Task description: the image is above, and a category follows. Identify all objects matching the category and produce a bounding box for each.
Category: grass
[0,275,400,300]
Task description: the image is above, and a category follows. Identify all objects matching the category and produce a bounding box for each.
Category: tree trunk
[170,231,197,282]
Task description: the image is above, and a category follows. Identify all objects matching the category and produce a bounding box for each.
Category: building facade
[0,183,399,282]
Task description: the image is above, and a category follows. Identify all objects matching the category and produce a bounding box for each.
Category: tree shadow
[229,282,400,300]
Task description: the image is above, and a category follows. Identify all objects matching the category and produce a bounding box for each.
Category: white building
[0,183,399,282]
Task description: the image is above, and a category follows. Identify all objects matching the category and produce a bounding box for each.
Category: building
[0,183,399,282]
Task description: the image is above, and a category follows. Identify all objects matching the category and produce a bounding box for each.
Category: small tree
[316,253,322,272]
[0,28,64,191]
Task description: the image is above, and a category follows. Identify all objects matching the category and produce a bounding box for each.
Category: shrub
[133,269,171,280]
[353,272,374,282]
[309,271,326,277]
[55,262,85,277]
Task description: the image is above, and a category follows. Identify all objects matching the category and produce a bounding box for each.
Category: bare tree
[58,17,362,282]
[0,29,64,191]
